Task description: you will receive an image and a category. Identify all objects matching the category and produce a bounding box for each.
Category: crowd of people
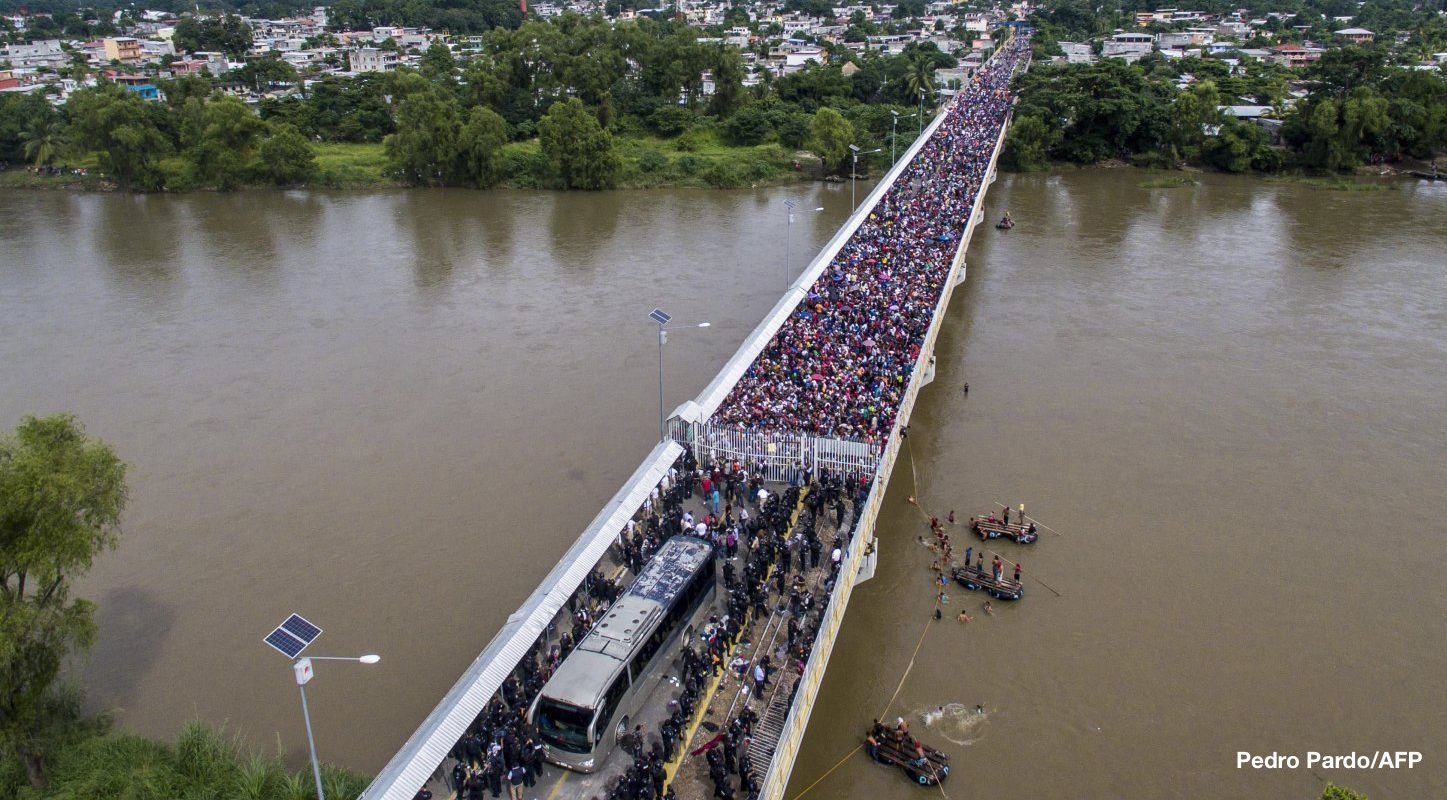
[425,34,1034,800]
[426,447,871,800]
[711,33,1033,441]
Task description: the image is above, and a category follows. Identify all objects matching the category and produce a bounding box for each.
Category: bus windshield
[536,698,594,754]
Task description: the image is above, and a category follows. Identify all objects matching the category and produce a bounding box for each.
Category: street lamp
[890,110,918,165]
[649,309,710,442]
[918,87,926,138]
[783,199,825,289]
[263,615,379,800]
[848,145,882,209]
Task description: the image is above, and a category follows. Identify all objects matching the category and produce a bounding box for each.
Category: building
[1059,41,1094,64]
[1102,32,1155,63]
[192,52,231,75]
[1269,43,1322,68]
[350,47,399,73]
[4,39,66,69]
[1333,27,1375,44]
[107,71,159,100]
[102,37,143,63]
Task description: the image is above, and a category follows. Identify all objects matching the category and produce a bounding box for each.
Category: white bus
[530,535,718,772]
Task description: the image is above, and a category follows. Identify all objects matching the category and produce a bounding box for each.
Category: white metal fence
[667,419,882,484]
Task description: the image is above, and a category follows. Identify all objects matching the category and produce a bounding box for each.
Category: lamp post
[263,614,378,800]
[848,145,882,209]
[292,655,380,800]
[890,110,918,165]
[784,200,825,289]
[650,309,710,442]
[918,87,926,138]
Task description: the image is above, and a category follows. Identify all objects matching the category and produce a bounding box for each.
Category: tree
[181,95,268,190]
[455,105,508,188]
[384,88,462,186]
[1002,113,1056,170]
[172,15,254,59]
[0,414,128,789]
[419,43,458,84]
[255,123,317,185]
[538,97,618,190]
[807,107,855,174]
[19,116,66,167]
[1168,80,1222,160]
[1321,784,1368,800]
[65,85,171,191]
[723,106,772,146]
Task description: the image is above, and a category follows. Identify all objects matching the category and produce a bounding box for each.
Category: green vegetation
[1009,0,1447,176]
[0,16,951,193]
[1005,48,1445,174]
[1321,783,1369,800]
[0,718,370,800]
[1,414,127,788]
[1138,175,1198,188]
[0,413,367,798]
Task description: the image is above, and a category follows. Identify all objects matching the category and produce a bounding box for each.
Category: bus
[529,535,718,773]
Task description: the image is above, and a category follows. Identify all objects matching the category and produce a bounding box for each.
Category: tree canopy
[0,414,128,789]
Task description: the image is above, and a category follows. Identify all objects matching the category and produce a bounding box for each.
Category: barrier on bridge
[667,418,882,484]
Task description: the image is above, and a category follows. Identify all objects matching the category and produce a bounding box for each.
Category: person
[933,607,942,620]
[962,382,969,394]
[414,788,433,800]
[964,545,972,566]
[983,600,994,616]
[947,510,955,524]
[1001,505,1010,525]
[506,763,526,800]
[957,609,973,623]
[1014,562,1021,582]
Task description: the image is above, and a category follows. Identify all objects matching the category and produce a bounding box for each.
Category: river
[1,171,1443,798]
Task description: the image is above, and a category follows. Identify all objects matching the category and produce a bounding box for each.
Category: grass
[0,165,111,190]
[312,141,392,189]
[1,719,369,800]
[1262,173,1393,191]
[1138,175,1197,189]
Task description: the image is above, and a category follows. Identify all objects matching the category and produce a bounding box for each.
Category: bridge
[360,30,1031,800]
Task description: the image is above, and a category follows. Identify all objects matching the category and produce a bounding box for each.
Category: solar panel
[264,628,308,658]
[281,614,322,644]
[262,613,323,659]
[648,308,671,326]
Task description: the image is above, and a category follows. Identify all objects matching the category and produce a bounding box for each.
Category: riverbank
[0,135,823,193]
[0,717,369,800]
[1005,161,1424,192]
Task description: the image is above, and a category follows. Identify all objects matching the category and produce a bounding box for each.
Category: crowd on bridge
[711,32,1032,441]
[428,450,869,800]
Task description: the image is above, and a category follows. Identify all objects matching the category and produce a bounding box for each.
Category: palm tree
[905,54,935,106]
[20,118,68,167]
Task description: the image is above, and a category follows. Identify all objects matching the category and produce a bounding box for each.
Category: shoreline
[0,138,835,194]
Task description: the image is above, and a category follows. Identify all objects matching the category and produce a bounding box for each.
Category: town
[2,1,1442,117]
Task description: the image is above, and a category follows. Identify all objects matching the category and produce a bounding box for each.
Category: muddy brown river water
[2,171,1443,799]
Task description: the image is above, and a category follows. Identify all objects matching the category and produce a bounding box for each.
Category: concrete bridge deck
[359,30,1031,800]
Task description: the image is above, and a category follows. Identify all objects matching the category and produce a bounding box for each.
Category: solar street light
[651,310,711,442]
[783,200,826,290]
[264,614,379,800]
[849,146,883,209]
